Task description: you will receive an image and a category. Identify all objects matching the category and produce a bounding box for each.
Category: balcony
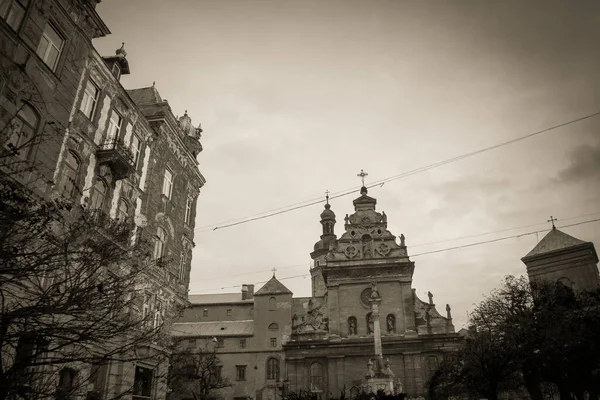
[96,140,135,181]
[83,209,135,246]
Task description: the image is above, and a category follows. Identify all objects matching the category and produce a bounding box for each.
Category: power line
[188,210,600,285]
[194,111,600,233]
[189,218,600,293]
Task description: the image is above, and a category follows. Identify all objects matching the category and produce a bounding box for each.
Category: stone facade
[1,3,206,400]
[174,187,460,399]
[521,227,600,291]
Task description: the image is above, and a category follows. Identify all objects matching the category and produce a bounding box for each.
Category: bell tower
[310,191,337,297]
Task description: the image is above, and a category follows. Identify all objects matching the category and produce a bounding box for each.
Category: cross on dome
[357,169,368,186]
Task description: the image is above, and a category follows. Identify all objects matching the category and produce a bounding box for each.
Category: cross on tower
[548,216,558,230]
[325,189,330,204]
[272,267,277,277]
[357,169,368,186]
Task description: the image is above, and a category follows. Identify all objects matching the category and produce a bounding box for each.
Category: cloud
[555,143,600,183]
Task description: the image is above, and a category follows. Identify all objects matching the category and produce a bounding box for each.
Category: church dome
[320,203,335,220]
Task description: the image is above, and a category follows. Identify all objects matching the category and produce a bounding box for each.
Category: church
[172,185,460,399]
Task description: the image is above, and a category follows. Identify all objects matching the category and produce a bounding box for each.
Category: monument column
[368,283,383,368]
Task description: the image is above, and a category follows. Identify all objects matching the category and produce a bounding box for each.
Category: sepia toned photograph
[1,1,599,400]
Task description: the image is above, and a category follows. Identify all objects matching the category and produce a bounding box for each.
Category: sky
[94,0,600,329]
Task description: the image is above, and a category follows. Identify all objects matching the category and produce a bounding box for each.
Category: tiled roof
[172,320,254,337]
[188,293,252,305]
[127,86,162,105]
[255,276,292,296]
[524,229,587,258]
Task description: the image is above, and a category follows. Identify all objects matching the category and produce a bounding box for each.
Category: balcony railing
[96,139,135,181]
[83,209,135,245]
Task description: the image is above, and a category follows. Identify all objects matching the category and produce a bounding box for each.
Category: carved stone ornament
[376,243,390,256]
[344,245,358,259]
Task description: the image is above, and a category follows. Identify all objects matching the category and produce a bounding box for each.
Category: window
[89,179,107,211]
[130,134,141,168]
[270,338,277,348]
[216,337,224,347]
[80,79,99,119]
[226,309,232,316]
[153,299,163,328]
[185,196,193,225]
[212,365,222,382]
[269,297,276,310]
[266,358,280,380]
[239,339,246,349]
[179,252,187,282]
[0,0,29,31]
[268,323,279,331]
[57,151,80,198]
[310,362,323,392]
[14,333,36,370]
[57,368,77,400]
[132,366,153,400]
[162,169,173,199]
[105,111,122,145]
[153,227,167,260]
[112,63,121,80]
[203,309,208,317]
[236,365,247,381]
[36,23,64,71]
[117,199,129,222]
[142,292,151,326]
[5,102,39,157]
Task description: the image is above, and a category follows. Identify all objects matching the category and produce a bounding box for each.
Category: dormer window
[112,63,121,80]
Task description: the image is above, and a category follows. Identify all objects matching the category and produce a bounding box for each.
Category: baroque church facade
[173,187,460,399]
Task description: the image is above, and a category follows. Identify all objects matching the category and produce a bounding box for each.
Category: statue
[383,358,394,377]
[367,313,374,334]
[370,281,380,298]
[381,211,387,224]
[428,291,433,305]
[348,318,357,335]
[399,234,405,247]
[446,304,452,320]
[386,314,395,333]
[362,240,372,258]
[344,214,350,225]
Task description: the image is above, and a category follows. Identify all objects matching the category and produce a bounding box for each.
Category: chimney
[241,284,254,300]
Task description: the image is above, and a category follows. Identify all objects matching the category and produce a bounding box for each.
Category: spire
[320,190,336,237]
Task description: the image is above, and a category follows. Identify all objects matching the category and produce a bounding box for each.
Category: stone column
[368,284,383,369]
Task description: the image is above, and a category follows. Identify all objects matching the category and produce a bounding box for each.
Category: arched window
[310,362,323,392]
[347,316,357,335]
[6,103,39,158]
[557,277,574,289]
[269,297,276,311]
[58,151,80,198]
[57,368,77,400]
[268,323,279,331]
[266,357,279,380]
[89,179,108,211]
[386,314,396,334]
[153,227,167,260]
[425,355,439,379]
[117,199,130,221]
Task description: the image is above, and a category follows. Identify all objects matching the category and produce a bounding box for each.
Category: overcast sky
[94,0,600,328]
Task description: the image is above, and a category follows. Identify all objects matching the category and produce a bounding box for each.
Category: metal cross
[357,169,368,186]
[272,267,277,276]
[325,189,330,204]
[547,216,558,230]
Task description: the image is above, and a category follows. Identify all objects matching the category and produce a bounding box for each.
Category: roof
[255,276,293,296]
[172,320,254,337]
[524,228,588,258]
[127,86,163,105]
[188,293,253,305]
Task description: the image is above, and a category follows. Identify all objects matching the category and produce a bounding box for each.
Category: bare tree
[0,171,174,400]
[168,342,231,400]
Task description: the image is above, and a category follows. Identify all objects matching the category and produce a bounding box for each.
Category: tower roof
[255,275,293,296]
[524,228,588,258]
